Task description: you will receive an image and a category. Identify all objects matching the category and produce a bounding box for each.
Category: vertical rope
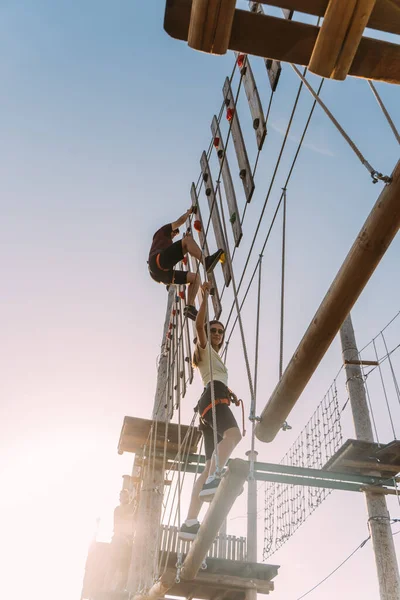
[279,188,287,380]
[250,255,263,475]
[216,184,255,416]
[367,80,400,145]
[372,339,397,438]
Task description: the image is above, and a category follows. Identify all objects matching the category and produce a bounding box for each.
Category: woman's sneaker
[199,477,221,501]
[178,521,200,540]
[205,250,224,273]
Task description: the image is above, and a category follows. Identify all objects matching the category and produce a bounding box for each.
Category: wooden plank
[234,53,267,150]
[255,0,400,36]
[223,78,255,202]
[188,0,236,54]
[249,2,292,92]
[178,299,187,398]
[190,183,222,319]
[200,151,232,287]
[164,2,400,83]
[255,160,400,442]
[211,116,243,247]
[341,458,400,474]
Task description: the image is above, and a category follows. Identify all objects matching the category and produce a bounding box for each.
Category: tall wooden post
[340,314,400,600]
[246,448,258,600]
[128,289,175,593]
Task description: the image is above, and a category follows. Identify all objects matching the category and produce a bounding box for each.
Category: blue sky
[1,2,399,600]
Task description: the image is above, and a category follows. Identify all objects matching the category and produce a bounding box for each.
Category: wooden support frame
[190,183,222,319]
[223,78,255,202]
[188,0,236,55]
[164,1,400,84]
[200,151,232,287]
[234,53,267,150]
[309,0,378,79]
[211,116,243,247]
[255,160,400,443]
[255,0,400,36]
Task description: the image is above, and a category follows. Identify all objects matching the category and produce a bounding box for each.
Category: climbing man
[148,207,224,320]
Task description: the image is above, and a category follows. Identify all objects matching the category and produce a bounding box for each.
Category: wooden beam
[180,459,249,580]
[333,0,378,80]
[308,0,359,78]
[164,2,400,83]
[188,0,237,54]
[255,160,400,443]
[256,0,400,35]
[344,359,379,366]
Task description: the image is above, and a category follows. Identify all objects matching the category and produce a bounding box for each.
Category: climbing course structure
[81,3,400,599]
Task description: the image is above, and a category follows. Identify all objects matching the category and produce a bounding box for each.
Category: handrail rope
[158,416,198,578]
[367,80,400,145]
[291,64,392,184]
[372,338,397,438]
[360,363,380,443]
[220,66,318,325]
[222,78,325,354]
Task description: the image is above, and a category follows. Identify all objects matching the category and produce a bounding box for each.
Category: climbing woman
[179,281,242,540]
[148,207,223,321]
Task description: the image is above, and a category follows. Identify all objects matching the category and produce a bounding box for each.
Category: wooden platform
[324,439,400,479]
[162,553,279,598]
[164,0,400,84]
[117,416,201,456]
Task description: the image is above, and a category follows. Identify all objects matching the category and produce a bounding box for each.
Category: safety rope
[291,64,392,184]
[279,188,287,380]
[216,183,255,419]
[201,254,221,476]
[367,80,400,145]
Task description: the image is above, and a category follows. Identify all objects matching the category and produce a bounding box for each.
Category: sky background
[1,2,399,600]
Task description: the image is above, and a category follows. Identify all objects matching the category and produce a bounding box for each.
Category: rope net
[263,382,343,559]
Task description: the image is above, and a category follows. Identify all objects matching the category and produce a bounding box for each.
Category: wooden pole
[255,160,400,443]
[128,288,175,593]
[180,458,249,580]
[340,315,400,600]
[309,0,377,79]
[134,459,249,600]
[308,0,358,77]
[333,0,378,80]
[188,0,236,55]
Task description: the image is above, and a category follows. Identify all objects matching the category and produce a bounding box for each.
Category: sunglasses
[210,327,224,335]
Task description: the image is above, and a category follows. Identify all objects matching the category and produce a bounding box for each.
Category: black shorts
[148,240,188,285]
[197,381,239,461]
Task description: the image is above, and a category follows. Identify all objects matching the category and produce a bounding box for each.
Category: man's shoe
[183,305,198,321]
[205,250,224,274]
[199,477,221,501]
[178,521,200,541]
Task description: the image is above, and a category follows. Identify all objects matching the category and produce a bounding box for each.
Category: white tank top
[196,342,228,387]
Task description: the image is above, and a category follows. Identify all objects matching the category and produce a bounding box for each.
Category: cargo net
[263,381,343,559]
